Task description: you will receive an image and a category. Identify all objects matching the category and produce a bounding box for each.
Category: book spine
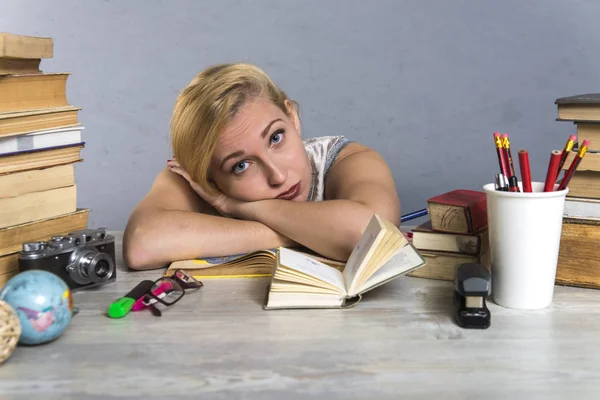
[467,197,488,233]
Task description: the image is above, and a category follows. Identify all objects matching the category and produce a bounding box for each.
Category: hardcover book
[561,151,600,172]
[555,93,600,122]
[427,190,487,234]
[0,106,80,138]
[0,32,53,59]
[575,123,600,152]
[557,217,600,289]
[0,73,70,113]
[411,220,487,255]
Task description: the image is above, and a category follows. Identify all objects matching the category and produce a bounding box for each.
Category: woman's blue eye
[270,130,284,145]
[232,161,249,174]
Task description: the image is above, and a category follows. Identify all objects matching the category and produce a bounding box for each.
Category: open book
[263,214,426,310]
[165,247,345,279]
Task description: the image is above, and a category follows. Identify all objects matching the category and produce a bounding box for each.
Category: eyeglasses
[142,270,203,317]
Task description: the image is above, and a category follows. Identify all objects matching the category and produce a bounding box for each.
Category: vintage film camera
[19,228,117,292]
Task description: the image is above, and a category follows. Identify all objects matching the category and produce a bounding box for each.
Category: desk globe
[0,270,73,345]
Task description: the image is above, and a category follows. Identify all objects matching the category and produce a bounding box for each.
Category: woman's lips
[277,182,301,200]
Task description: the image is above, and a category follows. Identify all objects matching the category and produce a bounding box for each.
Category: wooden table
[1,232,600,399]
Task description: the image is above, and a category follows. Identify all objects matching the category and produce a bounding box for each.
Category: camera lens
[83,253,115,283]
[94,259,110,278]
[67,247,115,285]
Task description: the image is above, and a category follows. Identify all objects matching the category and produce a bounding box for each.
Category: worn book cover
[407,249,490,282]
[555,93,600,121]
[411,220,487,255]
[0,73,70,113]
[575,123,600,151]
[427,189,487,234]
[0,208,89,257]
[0,106,80,138]
[555,93,600,105]
[561,151,600,172]
[556,217,600,289]
[0,142,84,175]
[0,32,53,59]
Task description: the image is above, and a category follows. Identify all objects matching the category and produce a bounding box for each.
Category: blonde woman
[123,63,400,270]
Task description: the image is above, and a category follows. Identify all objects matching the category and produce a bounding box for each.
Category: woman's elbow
[385,195,401,227]
[123,238,150,270]
[123,224,164,271]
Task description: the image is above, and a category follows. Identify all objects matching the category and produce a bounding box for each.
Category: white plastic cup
[483,181,568,310]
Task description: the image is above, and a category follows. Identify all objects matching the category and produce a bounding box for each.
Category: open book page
[276,247,346,294]
[185,249,276,266]
[351,243,425,296]
[342,214,387,292]
[349,221,408,293]
[273,269,341,293]
[165,249,277,278]
[269,280,343,295]
[293,248,345,271]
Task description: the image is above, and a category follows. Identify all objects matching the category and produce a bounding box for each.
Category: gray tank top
[304,135,351,202]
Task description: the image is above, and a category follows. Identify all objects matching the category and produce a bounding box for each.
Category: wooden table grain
[1,232,600,399]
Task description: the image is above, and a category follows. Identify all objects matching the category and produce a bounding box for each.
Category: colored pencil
[502,133,520,192]
[401,208,428,223]
[518,149,532,192]
[556,134,577,181]
[544,150,562,192]
[493,133,510,178]
[558,139,590,191]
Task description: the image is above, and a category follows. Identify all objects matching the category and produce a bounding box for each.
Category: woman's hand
[166,159,243,218]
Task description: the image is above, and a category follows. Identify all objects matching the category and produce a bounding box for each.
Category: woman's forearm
[239,199,382,261]
[123,208,296,270]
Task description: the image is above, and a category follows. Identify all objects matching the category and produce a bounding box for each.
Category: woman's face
[209,97,313,202]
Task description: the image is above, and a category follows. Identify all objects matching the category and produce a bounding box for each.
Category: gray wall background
[2,0,599,230]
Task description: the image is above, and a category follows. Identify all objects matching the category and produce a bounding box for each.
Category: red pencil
[493,132,510,178]
[544,150,562,192]
[502,133,520,192]
[556,134,577,180]
[558,139,590,191]
[502,134,517,177]
[518,149,532,192]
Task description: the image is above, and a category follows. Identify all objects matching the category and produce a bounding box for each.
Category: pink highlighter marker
[132,281,174,311]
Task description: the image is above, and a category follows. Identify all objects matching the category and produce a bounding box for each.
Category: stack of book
[0,32,89,287]
[407,189,490,281]
[554,93,600,289]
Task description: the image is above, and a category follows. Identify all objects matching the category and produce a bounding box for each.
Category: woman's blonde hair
[170,62,297,192]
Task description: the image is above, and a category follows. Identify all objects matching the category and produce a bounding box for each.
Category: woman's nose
[266,163,287,187]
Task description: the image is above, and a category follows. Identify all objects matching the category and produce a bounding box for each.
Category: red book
[426,190,487,234]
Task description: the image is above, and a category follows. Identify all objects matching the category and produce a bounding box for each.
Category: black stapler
[453,262,491,329]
